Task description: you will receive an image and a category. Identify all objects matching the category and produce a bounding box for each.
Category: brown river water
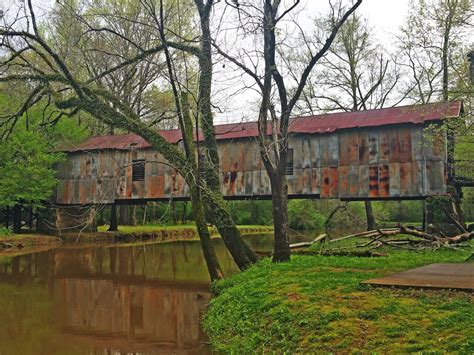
[0,233,313,355]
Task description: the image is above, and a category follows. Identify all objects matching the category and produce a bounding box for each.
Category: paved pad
[363,263,474,291]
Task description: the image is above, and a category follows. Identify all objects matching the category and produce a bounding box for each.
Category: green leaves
[0,130,63,207]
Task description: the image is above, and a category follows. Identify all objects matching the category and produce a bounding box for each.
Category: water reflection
[0,233,307,354]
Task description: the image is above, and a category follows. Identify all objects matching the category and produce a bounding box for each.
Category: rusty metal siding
[399,126,413,163]
[301,137,312,169]
[389,163,400,197]
[379,130,390,163]
[348,165,359,197]
[54,121,449,204]
[368,165,379,198]
[358,130,369,165]
[379,164,390,198]
[320,134,339,167]
[309,136,321,167]
[321,167,331,198]
[338,166,349,198]
[368,129,380,164]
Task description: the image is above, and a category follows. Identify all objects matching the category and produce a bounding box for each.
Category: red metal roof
[63,101,462,152]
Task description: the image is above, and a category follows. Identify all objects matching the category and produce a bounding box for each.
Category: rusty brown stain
[379,164,390,197]
[389,128,401,163]
[321,167,331,197]
[358,130,369,164]
[379,130,389,162]
[330,167,338,198]
[311,168,320,194]
[399,162,412,196]
[368,165,379,198]
[338,166,349,198]
[348,166,359,197]
[399,126,412,163]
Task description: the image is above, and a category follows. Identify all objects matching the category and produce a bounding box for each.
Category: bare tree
[0,0,259,280]
[215,0,362,262]
[293,13,401,231]
[397,0,473,228]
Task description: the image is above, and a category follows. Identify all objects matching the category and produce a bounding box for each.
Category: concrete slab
[363,263,474,291]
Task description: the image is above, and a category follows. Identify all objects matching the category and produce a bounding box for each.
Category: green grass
[203,246,474,353]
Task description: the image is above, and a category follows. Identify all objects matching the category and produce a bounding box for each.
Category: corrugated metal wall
[55,124,447,204]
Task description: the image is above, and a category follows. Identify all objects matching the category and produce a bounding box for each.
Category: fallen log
[289,234,327,249]
[0,242,14,249]
[295,249,387,257]
[330,228,400,243]
[440,232,474,244]
[399,225,438,241]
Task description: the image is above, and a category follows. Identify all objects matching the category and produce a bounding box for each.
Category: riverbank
[59,224,273,243]
[0,234,63,257]
[0,224,273,253]
[203,246,474,353]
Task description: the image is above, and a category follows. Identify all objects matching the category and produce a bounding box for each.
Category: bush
[288,200,326,230]
[0,227,13,236]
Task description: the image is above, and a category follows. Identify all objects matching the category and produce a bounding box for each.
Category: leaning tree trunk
[364,201,376,231]
[270,175,291,262]
[202,190,257,270]
[196,3,257,269]
[190,187,224,282]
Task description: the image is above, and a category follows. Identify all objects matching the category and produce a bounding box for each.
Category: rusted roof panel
[63,101,461,152]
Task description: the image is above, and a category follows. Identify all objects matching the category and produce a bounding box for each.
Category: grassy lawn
[203,244,473,353]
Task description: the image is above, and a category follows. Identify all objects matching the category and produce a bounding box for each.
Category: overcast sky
[213,0,412,123]
[0,0,413,123]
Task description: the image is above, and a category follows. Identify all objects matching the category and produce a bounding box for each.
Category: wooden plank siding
[54,123,448,204]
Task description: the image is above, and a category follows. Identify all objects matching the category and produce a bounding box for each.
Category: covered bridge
[54,101,462,206]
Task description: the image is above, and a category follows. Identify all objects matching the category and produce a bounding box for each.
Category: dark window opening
[285,148,294,175]
[132,159,145,181]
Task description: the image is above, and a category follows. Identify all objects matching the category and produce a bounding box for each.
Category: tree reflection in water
[0,237,259,354]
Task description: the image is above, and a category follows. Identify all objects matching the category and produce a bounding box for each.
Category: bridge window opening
[132,159,145,181]
[285,148,294,175]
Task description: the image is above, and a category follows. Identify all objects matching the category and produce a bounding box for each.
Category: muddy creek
[0,233,313,354]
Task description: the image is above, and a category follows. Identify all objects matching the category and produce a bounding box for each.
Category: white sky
[1,0,413,122]
[213,0,412,123]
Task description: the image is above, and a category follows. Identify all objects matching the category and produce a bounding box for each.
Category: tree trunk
[202,190,257,269]
[171,201,177,224]
[142,205,147,226]
[422,200,428,232]
[118,205,130,225]
[108,205,118,232]
[5,206,9,230]
[181,202,187,223]
[190,187,223,282]
[270,175,291,263]
[98,208,105,226]
[195,4,257,269]
[130,205,137,226]
[28,207,34,230]
[364,201,376,231]
[12,205,22,234]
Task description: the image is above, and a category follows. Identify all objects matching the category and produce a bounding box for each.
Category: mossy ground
[203,242,474,353]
